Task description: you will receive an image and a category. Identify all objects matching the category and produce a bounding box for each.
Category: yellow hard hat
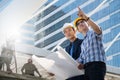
[74,17,86,28]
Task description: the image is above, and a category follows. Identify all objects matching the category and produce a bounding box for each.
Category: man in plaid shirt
[74,7,106,80]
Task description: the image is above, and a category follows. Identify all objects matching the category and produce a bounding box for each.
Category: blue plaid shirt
[78,30,106,64]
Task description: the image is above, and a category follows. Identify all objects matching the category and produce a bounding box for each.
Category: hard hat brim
[74,17,86,27]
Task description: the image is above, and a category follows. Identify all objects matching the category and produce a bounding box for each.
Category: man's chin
[68,37,73,40]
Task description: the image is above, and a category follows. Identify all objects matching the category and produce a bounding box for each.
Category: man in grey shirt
[21,58,41,77]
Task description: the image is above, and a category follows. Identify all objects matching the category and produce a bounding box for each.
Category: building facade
[18,20,35,46]
[0,0,12,12]
[33,0,120,68]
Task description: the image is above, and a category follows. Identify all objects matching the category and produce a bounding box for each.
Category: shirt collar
[84,30,90,39]
[70,38,78,45]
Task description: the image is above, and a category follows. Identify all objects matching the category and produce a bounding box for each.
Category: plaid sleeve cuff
[77,57,83,64]
[94,27,103,38]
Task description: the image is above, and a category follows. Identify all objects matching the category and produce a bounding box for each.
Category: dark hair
[70,27,75,32]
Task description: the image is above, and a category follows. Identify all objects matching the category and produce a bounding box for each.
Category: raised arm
[77,7,102,34]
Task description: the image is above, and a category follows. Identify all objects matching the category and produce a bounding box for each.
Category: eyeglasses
[76,20,85,27]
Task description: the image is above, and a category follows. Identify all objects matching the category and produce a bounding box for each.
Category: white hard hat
[62,23,74,33]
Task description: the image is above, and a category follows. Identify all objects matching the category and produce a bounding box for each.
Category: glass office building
[0,0,12,12]
[18,20,35,46]
[33,0,120,68]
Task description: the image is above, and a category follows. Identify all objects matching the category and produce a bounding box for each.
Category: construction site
[0,0,120,80]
